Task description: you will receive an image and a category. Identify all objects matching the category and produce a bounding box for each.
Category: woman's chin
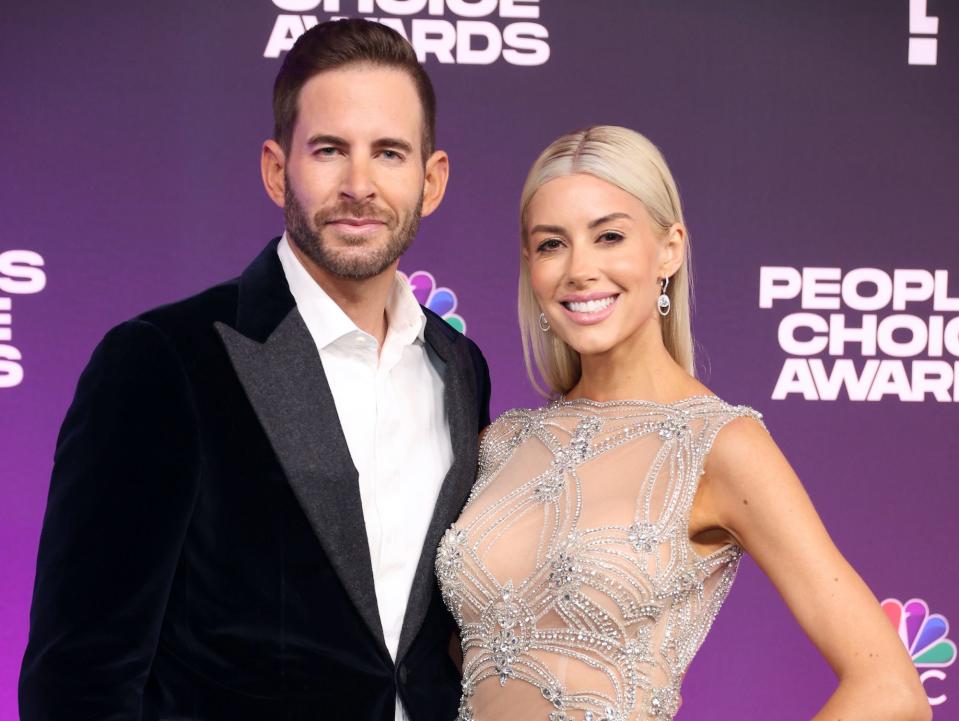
[559,333,619,358]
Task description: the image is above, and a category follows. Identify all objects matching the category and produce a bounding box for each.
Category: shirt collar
[277,232,426,351]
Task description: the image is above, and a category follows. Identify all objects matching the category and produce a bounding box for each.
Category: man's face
[282,65,428,280]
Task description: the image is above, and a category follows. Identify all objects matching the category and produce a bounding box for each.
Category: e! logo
[909,0,940,66]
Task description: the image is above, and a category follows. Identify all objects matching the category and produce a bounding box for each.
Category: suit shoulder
[131,277,240,342]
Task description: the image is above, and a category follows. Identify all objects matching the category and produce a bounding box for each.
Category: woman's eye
[599,231,624,243]
[536,238,563,252]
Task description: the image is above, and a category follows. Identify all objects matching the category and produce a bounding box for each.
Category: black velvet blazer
[19,238,491,721]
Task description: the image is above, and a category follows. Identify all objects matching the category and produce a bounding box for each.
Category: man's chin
[318,248,400,281]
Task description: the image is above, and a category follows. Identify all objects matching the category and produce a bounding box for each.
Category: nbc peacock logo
[882,597,957,709]
[398,270,466,334]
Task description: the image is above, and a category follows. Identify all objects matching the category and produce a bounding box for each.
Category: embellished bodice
[435,396,764,721]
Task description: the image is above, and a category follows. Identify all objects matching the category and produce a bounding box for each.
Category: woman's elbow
[886,678,931,721]
[906,694,932,721]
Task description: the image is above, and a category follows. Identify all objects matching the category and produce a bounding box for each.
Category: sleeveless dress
[435,395,765,721]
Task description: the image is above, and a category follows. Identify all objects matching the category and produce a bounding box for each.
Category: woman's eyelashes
[598,230,625,244]
[534,230,626,254]
[535,238,564,253]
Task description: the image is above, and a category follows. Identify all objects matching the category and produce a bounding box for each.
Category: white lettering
[772,359,818,400]
[893,269,934,310]
[867,360,919,401]
[810,358,880,401]
[944,316,959,356]
[772,358,957,402]
[919,668,947,706]
[779,313,828,356]
[502,22,549,65]
[842,268,893,311]
[764,265,959,402]
[445,0,498,17]
[0,251,46,294]
[911,360,953,401]
[759,266,801,308]
[934,270,959,311]
[411,19,456,63]
[910,0,939,34]
[376,0,427,14]
[263,14,306,58]
[0,344,23,388]
[928,315,944,356]
[272,0,321,10]
[828,313,878,356]
[456,21,502,64]
[801,267,841,310]
[876,314,928,357]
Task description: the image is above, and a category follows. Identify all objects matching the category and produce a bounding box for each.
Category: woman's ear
[659,223,686,278]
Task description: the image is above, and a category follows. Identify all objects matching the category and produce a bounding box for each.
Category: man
[20,19,490,721]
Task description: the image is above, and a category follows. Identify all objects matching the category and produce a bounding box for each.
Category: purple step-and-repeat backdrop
[2,1,957,718]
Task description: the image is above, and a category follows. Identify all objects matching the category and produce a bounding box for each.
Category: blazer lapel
[396,317,479,661]
[215,241,388,658]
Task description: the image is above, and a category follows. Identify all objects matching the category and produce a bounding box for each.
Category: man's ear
[658,223,686,278]
[261,139,287,208]
[421,150,450,217]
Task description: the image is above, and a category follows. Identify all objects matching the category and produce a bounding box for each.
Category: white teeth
[565,296,615,313]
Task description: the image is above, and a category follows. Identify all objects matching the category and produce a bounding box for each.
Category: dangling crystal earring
[538,312,551,332]
[657,277,671,317]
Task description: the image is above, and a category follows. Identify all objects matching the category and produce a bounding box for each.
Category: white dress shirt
[277,234,452,721]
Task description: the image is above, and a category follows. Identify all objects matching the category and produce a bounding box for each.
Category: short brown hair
[272,19,437,162]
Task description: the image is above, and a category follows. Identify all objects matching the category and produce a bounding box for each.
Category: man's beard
[284,182,422,281]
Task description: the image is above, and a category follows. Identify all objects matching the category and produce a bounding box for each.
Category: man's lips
[324,218,388,235]
[326,218,386,227]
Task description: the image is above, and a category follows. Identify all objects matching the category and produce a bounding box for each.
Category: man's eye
[314,147,338,156]
[381,149,403,160]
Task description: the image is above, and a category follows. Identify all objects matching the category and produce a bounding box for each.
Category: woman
[435,126,930,721]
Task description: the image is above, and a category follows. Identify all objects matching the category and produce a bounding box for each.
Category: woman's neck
[567,326,703,403]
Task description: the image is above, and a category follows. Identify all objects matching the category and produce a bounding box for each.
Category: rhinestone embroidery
[436,396,764,721]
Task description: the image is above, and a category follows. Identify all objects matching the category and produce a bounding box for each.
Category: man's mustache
[315,203,395,225]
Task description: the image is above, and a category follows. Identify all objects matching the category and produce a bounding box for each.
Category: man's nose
[340,156,375,202]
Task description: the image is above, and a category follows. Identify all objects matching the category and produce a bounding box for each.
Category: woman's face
[524,173,682,359]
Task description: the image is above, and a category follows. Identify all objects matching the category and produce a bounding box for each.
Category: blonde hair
[518,125,695,397]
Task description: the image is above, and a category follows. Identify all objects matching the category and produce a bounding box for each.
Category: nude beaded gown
[435,396,765,721]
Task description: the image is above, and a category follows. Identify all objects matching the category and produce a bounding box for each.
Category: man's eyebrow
[306,134,347,147]
[372,137,414,154]
[529,224,567,236]
[587,212,632,229]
